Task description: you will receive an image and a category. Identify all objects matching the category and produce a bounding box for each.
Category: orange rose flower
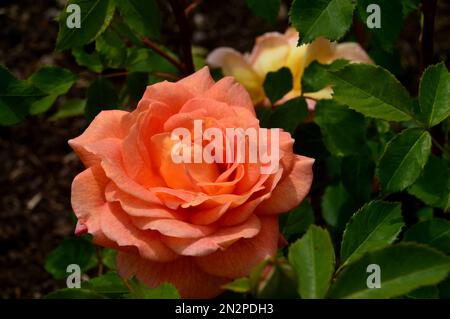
[69,67,314,298]
[207,28,372,107]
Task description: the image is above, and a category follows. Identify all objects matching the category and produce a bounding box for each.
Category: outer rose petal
[68,110,129,167]
[206,47,264,104]
[161,215,261,256]
[117,253,227,298]
[332,42,374,64]
[178,66,215,94]
[195,216,278,278]
[256,155,314,214]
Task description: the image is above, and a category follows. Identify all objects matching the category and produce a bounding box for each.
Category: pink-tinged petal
[74,221,88,236]
[332,42,374,64]
[100,202,178,262]
[117,253,227,298]
[178,66,215,95]
[203,76,255,114]
[161,215,261,256]
[206,47,264,104]
[131,217,218,239]
[68,110,130,167]
[195,216,278,278]
[256,155,314,215]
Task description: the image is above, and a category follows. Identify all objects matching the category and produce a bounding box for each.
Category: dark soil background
[0,0,449,298]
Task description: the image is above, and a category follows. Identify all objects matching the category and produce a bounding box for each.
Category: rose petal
[256,155,314,214]
[161,215,261,256]
[117,253,227,298]
[195,216,278,278]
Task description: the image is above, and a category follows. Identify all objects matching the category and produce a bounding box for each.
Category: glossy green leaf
[377,128,432,193]
[408,155,450,209]
[222,277,251,294]
[341,155,374,203]
[56,0,116,51]
[329,64,415,121]
[416,62,450,128]
[407,286,439,299]
[290,0,354,44]
[263,67,293,104]
[0,66,45,125]
[288,225,335,299]
[115,0,161,39]
[72,47,104,73]
[340,200,404,269]
[126,48,177,73]
[283,201,315,239]
[29,66,77,114]
[45,237,97,279]
[268,97,308,133]
[314,100,366,156]
[403,219,450,254]
[257,262,298,299]
[50,99,86,121]
[246,0,281,23]
[102,248,117,270]
[321,182,354,230]
[45,288,105,299]
[95,29,127,69]
[329,244,450,298]
[85,78,118,121]
[82,272,128,296]
[125,280,180,299]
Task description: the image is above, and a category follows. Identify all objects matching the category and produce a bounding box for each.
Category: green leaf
[115,0,161,39]
[85,78,118,121]
[102,248,117,270]
[407,286,439,299]
[49,99,86,121]
[341,155,374,203]
[0,66,46,125]
[321,182,354,230]
[125,280,180,299]
[282,201,315,239]
[356,0,403,51]
[301,59,348,93]
[257,262,298,298]
[340,200,404,269]
[377,128,432,193]
[402,0,421,17]
[314,100,366,156]
[45,237,97,279]
[288,225,335,299]
[263,67,293,104]
[72,47,104,73]
[403,219,450,254]
[222,277,251,294]
[329,243,450,299]
[45,288,105,299]
[29,66,77,114]
[416,62,450,128]
[82,272,128,296]
[126,48,178,73]
[289,0,354,45]
[246,0,280,24]
[329,64,415,121]
[268,97,308,133]
[408,155,450,209]
[95,29,127,69]
[56,0,116,51]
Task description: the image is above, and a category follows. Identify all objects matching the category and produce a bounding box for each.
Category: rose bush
[207,28,372,108]
[69,66,314,298]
